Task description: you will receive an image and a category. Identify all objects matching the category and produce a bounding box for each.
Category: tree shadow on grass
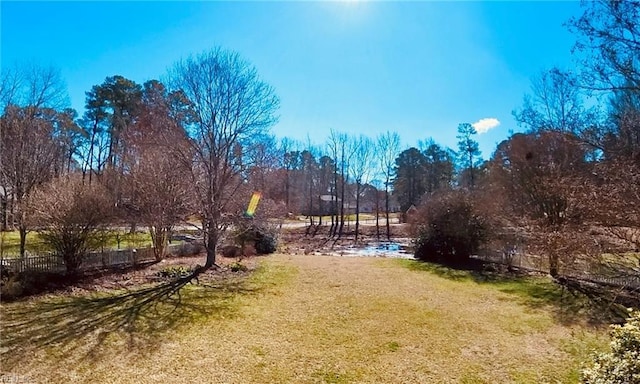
[398,259,636,325]
[0,272,258,367]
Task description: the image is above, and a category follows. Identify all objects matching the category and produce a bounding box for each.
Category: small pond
[333,241,415,259]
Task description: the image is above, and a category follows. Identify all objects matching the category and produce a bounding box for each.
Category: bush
[0,274,24,300]
[220,245,242,258]
[582,309,640,384]
[229,261,248,272]
[0,271,69,301]
[156,265,193,279]
[254,230,277,255]
[233,222,278,255]
[413,192,488,265]
[29,176,113,274]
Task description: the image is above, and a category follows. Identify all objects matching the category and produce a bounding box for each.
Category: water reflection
[337,242,414,259]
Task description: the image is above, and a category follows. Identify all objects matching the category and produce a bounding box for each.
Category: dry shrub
[29,176,113,274]
[412,191,489,265]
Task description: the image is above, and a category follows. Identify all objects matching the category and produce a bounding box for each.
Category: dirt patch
[77,254,260,290]
[6,254,261,300]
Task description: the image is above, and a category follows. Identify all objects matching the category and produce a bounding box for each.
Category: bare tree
[29,175,113,273]
[349,134,374,242]
[11,64,68,110]
[604,91,640,160]
[0,67,23,111]
[331,131,354,239]
[0,65,69,256]
[130,150,191,261]
[1,107,61,254]
[489,131,591,276]
[327,130,341,237]
[245,133,279,194]
[317,154,335,228]
[513,68,594,135]
[568,0,640,92]
[584,110,640,269]
[126,80,193,261]
[377,131,401,240]
[168,48,279,270]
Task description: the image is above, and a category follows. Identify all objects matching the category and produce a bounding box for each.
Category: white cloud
[472,118,500,134]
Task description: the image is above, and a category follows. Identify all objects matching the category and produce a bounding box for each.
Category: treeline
[1,49,280,271]
[0,1,638,279]
[0,60,481,264]
[411,1,639,281]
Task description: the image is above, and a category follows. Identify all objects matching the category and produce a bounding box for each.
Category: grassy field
[0,254,608,383]
[0,230,154,258]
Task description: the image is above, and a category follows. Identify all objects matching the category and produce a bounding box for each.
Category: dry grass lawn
[0,254,608,383]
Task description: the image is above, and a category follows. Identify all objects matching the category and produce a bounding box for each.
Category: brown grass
[0,254,607,383]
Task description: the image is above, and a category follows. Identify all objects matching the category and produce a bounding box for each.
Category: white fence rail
[0,243,203,274]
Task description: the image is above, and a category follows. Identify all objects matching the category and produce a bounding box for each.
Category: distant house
[404,204,419,223]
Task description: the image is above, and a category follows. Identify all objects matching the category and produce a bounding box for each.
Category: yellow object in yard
[246,192,262,217]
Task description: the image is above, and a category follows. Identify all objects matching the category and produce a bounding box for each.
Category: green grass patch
[386,341,401,352]
[398,259,588,306]
[396,258,476,281]
[0,230,154,258]
[0,231,49,257]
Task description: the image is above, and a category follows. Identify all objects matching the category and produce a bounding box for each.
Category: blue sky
[1,1,584,158]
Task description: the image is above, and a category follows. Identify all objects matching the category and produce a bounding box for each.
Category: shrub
[29,176,113,274]
[1,271,69,301]
[233,222,278,255]
[0,274,24,300]
[229,261,248,272]
[413,192,488,265]
[220,245,242,258]
[156,265,193,279]
[582,309,640,384]
[253,230,277,255]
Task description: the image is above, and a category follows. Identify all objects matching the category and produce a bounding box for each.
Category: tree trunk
[375,191,380,241]
[330,151,339,238]
[355,182,361,242]
[385,183,391,241]
[549,254,559,277]
[19,225,27,258]
[0,187,7,232]
[318,196,323,226]
[9,193,16,231]
[338,178,346,239]
[469,151,475,189]
[203,225,218,270]
[285,168,290,210]
[150,226,168,262]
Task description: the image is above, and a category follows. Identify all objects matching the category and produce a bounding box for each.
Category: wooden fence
[475,248,640,290]
[0,243,204,274]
